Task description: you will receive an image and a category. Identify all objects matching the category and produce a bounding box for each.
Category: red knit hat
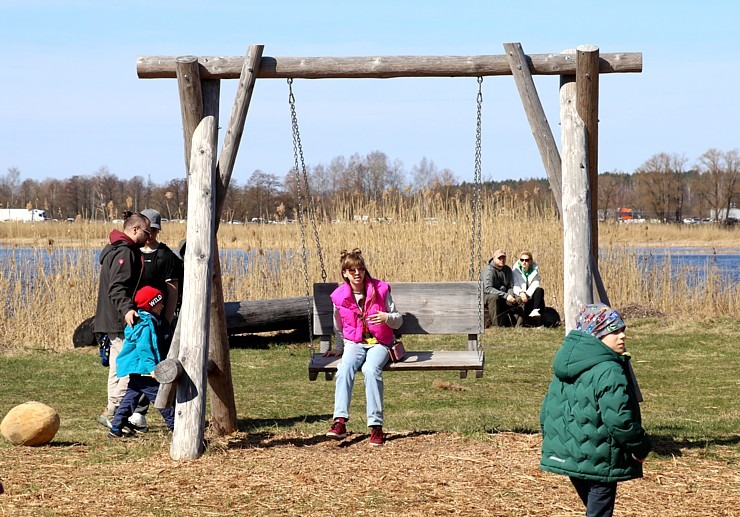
[134,286,164,310]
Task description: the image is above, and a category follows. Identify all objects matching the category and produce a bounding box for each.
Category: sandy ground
[1,431,738,516]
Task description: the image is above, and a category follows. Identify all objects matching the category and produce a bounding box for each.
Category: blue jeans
[111,375,175,431]
[333,341,390,427]
[570,477,617,517]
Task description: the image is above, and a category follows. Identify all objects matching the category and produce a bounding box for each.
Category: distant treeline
[1,148,737,223]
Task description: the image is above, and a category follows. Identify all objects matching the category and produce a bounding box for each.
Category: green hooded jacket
[540,330,652,482]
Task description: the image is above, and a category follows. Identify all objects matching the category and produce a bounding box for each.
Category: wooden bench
[308,281,485,381]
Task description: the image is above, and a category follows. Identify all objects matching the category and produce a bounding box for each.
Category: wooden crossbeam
[137,52,642,80]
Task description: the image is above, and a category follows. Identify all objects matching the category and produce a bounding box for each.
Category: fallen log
[73,296,312,347]
[223,296,311,334]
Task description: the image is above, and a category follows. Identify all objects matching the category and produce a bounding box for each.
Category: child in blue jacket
[108,286,175,438]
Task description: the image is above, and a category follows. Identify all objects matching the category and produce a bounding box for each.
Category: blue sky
[1,1,738,186]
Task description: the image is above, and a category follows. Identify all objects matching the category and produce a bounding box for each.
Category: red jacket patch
[118,258,125,264]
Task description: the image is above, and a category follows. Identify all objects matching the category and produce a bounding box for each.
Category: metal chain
[288,79,327,284]
[472,77,485,357]
[288,78,316,353]
[301,168,327,284]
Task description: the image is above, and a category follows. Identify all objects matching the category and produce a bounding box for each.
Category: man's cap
[493,249,506,259]
[140,208,161,230]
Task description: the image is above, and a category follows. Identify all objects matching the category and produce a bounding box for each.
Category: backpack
[72,315,97,348]
[98,334,111,367]
[540,307,562,328]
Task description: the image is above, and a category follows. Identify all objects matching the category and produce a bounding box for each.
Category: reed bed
[1,195,737,352]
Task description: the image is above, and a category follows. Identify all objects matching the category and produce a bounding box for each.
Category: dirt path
[1,431,738,516]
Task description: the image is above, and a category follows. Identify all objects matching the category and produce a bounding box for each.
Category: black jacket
[94,230,144,337]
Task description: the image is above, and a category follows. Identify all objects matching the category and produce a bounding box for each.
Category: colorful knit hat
[575,303,625,339]
[134,286,164,310]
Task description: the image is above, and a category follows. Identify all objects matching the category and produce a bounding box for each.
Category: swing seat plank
[309,282,485,381]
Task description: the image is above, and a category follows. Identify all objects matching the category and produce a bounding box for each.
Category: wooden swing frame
[138,43,642,459]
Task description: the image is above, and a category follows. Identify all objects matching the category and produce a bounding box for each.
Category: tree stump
[0,401,60,446]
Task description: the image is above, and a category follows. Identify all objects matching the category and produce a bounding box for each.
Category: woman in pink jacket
[324,248,403,446]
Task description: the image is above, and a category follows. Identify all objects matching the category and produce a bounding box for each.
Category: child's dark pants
[111,374,175,430]
[569,477,617,517]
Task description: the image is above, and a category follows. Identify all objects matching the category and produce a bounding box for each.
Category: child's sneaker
[529,308,541,319]
[108,427,124,439]
[128,412,148,429]
[123,421,149,435]
[326,419,347,439]
[369,426,384,446]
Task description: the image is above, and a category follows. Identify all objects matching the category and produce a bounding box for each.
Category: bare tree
[721,149,740,221]
[696,148,740,222]
[0,167,22,207]
[634,153,687,222]
[411,157,439,193]
[598,171,624,221]
[94,166,121,221]
[246,169,282,220]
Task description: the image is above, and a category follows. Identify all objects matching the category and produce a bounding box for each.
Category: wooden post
[576,45,600,265]
[153,320,181,409]
[171,116,217,461]
[176,56,203,174]
[153,357,184,384]
[207,246,236,435]
[561,75,593,332]
[207,45,263,436]
[216,45,264,220]
[504,42,563,216]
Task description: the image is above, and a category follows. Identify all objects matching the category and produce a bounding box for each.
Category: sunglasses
[520,258,531,263]
[136,226,151,236]
[346,267,365,274]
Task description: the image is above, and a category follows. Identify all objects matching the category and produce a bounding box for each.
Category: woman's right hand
[323,349,343,357]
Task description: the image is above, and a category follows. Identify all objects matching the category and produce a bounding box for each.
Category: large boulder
[1,401,60,446]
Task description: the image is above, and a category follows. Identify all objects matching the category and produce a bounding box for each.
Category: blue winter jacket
[116,311,162,377]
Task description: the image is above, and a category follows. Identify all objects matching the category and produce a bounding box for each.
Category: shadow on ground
[650,432,740,457]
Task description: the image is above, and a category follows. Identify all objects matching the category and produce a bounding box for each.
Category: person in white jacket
[512,250,546,323]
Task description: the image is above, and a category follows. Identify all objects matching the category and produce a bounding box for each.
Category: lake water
[625,247,740,286]
[1,246,738,289]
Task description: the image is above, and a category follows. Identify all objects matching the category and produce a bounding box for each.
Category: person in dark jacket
[481,249,519,327]
[139,208,181,327]
[127,209,182,431]
[540,304,652,517]
[93,213,151,428]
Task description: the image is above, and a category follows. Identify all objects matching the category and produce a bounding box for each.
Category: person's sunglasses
[346,267,365,274]
[137,226,151,236]
[520,258,531,263]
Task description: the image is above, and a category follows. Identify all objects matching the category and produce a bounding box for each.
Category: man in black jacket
[94,212,151,428]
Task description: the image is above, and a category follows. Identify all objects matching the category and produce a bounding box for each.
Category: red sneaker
[326,419,347,439]
[369,426,384,446]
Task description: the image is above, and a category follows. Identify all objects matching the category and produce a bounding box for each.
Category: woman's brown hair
[339,248,370,283]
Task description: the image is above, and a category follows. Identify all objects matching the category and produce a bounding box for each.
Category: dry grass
[1,195,738,352]
[1,431,737,516]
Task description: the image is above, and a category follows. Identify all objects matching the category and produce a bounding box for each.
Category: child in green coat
[540,304,652,517]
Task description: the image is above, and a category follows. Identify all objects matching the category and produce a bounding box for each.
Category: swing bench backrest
[308,281,485,381]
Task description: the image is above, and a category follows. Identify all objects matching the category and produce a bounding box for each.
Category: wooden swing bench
[308,281,485,381]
